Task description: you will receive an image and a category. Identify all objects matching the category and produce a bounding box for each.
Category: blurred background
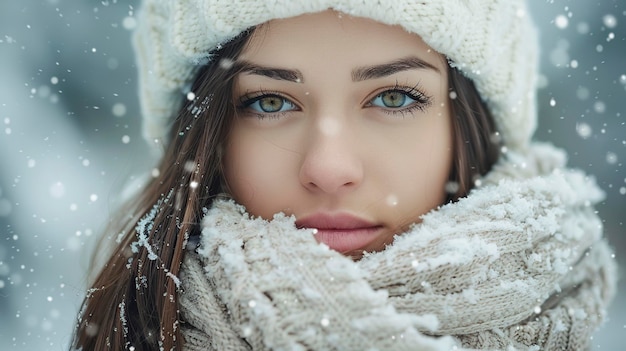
[0,0,623,349]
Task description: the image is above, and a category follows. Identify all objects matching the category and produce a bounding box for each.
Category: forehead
[239,10,446,72]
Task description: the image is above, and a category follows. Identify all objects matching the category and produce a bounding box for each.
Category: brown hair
[447,68,500,201]
[71,31,498,351]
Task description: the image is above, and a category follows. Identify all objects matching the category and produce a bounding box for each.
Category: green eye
[371,90,416,108]
[247,95,297,113]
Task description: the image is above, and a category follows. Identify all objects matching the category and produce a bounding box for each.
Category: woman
[73,1,616,350]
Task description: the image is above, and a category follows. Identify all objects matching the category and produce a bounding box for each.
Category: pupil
[260,97,282,112]
[382,92,405,107]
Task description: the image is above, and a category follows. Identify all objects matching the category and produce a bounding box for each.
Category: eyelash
[236,84,433,119]
[236,89,296,120]
[366,83,433,117]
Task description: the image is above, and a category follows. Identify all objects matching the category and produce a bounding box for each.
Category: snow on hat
[133,0,539,151]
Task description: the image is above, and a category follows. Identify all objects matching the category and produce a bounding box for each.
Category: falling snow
[0,1,624,350]
[603,14,618,28]
[318,117,341,136]
[576,123,593,139]
[555,14,569,29]
[112,103,127,117]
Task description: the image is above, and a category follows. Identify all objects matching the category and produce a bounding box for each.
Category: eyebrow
[237,60,304,83]
[235,55,440,83]
[351,56,440,82]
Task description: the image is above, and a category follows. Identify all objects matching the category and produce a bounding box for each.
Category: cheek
[383,115,453,223]
[223,131,296,218]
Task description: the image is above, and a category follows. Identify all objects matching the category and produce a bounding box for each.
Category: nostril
[305,179,356,194]
[298,133,364,194]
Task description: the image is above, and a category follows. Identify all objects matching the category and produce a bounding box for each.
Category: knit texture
[178,142,616,351]
[133,0,538,151]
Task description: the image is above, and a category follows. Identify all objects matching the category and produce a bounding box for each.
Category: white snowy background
[0,1,624,349]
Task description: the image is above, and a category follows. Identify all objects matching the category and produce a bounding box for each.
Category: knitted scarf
[178,143,616,351]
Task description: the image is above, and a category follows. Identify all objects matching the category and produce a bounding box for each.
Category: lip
[296,213,383,253]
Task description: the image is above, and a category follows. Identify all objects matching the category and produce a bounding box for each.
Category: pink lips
[296,213,383,254]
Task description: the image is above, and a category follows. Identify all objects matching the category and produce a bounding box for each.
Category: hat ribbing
[133,0,539,150]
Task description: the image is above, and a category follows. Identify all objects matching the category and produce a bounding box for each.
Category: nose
[299,118,364,194]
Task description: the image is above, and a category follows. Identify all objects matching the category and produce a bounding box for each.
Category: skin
[223,10,452,258]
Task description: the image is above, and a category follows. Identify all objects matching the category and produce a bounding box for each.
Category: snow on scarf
[178,142,616,351]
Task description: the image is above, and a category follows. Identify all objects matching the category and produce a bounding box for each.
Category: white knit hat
[133,0,539,151]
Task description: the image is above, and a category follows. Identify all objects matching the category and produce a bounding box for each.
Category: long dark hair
[447,69,500,201]
[71,29,498,350]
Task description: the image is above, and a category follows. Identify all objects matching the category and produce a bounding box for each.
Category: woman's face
[224,10,452,258]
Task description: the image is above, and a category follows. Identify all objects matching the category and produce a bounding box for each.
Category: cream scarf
[179,143,616,351]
